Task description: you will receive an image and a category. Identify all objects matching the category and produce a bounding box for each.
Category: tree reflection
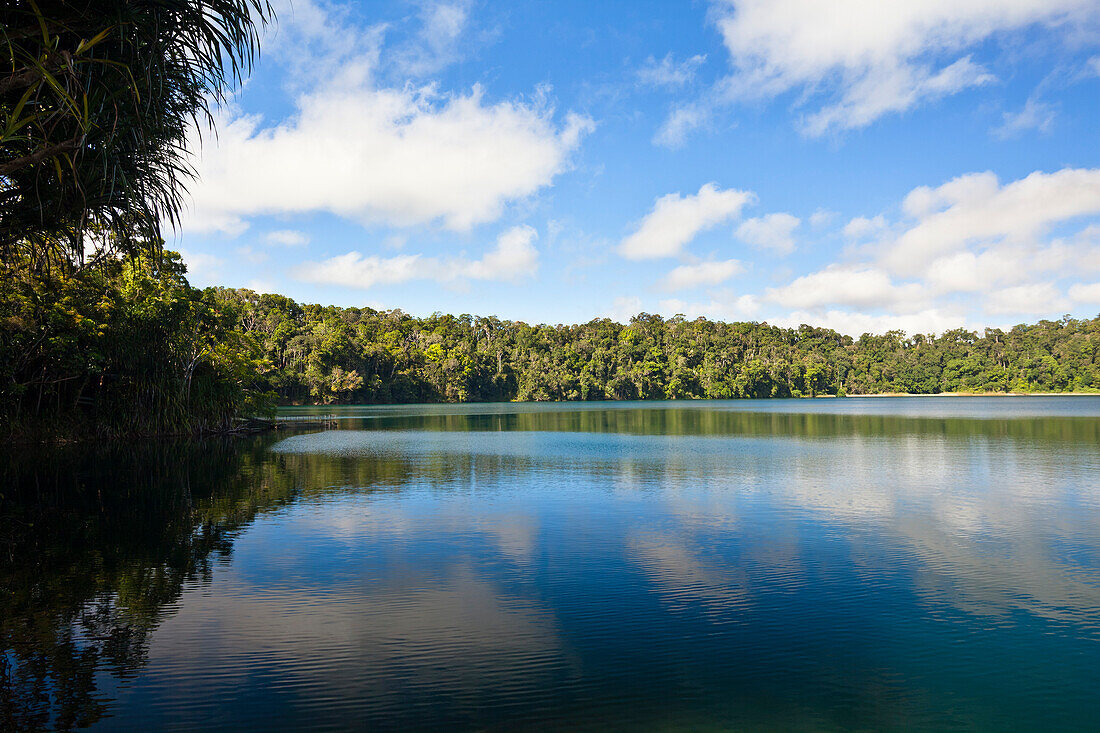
[330,406,1100,444]
[0,437,296,731]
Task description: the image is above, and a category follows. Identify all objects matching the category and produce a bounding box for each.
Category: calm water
[3,397,1100,731]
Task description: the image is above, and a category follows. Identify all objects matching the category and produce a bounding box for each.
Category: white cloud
[265,0,384,92]
[184,87,591,235]
[752,167,1100,335]
[637,53,707,88]
[883,168,1100,275]
[772,309,968,337]
[619,183,754,259]
[265,229,310,247]
[1069,282,1100,304]
[924,250,1018,294]
[298,252,422,289]
[923,246,1074,294]
[801,56,994,137]
[1054,224,1100,271]
[710,0,1095,135]
[659,293,760,321]
[394,0,473,77]
[985,283,1069,316]
[653,103,711,148]
[843,214,887,240]
[992,97,1056,139]
[460,224,540,280]
[383,234,408,250]
[736,212,800,254]
[660,259,744,291]
[181,0,592,236]
[766,265,925,310]
[295,225,538,289]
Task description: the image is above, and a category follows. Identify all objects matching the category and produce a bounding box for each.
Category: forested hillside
[4,252,1099,440]
[217,286,1100,404]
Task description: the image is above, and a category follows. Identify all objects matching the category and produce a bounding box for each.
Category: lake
[3,397,1100,731]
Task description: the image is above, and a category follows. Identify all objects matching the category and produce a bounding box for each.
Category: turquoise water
[3,397,1100,730]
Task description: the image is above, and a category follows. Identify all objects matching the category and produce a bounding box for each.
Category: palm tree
[0,0,273,270]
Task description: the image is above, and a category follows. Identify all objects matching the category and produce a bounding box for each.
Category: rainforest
[3,250,1098,440]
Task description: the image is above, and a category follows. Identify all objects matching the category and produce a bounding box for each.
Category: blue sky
[175,0,1100,335]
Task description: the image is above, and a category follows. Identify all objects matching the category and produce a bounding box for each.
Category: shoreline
[844,392,1100,398]
[277,391,1100,408]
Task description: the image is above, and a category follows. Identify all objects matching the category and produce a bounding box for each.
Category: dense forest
[1,0,272,439]
[4,250,1100,439]
[0,250,271,438]
[216,284,1100,404]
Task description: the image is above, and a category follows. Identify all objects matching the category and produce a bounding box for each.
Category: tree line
[218,283,1100,405]
[3,251,1099,439]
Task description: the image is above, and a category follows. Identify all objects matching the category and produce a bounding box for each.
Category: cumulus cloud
[618,183,754,259]
[924,250,1019,294]
[181,0,592,236]
[772,309,969,337]
[882,168,1100,275]
[736,212,800,254]
[295,225,538,289]
[709,0,1095,135]
[660,259,744,291]
[922,246,1075,294]
[843,214,887,240]
[659,293,760,321]
[1069,282,1100,304]
[236,245,268,264]
[985,283,1070,316]
[756,167,1100,336]
[184,88,591,235]
[799,57,994,137]
[264,0,385,92]
[459,225,540,280]
[637,53,707,88]
[766,266,925,310]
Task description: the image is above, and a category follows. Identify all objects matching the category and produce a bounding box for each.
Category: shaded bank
[0,253,274,444]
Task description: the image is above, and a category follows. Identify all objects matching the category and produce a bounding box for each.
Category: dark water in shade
[3,398,1100,731]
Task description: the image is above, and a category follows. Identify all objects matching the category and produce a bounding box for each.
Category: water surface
[3,397,1100,730]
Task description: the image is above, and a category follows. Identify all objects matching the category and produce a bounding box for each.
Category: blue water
[3,397,1100,730]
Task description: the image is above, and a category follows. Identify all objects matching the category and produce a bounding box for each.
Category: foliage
[212,289,1100,405]
[0,0,271,266]
[0,249,274,440]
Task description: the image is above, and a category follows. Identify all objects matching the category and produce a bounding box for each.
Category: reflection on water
[2,398,1100,731]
